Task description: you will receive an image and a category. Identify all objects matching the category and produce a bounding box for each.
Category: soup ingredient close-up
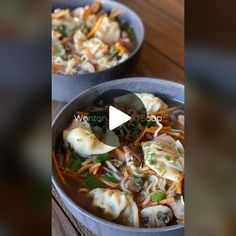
[52,0,135,75]
[53,93,185,228]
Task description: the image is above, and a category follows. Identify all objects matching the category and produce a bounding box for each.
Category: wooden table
[52,0,184,235]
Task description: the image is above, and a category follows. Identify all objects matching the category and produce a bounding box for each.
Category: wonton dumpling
[95,16,120,44]
[121,194,140,227]
[63,119,115,157]
[135,93,168,112]
[113,93,168,113]
[82,37,108,59]
[89,188,139,227]
[142,134,184,182]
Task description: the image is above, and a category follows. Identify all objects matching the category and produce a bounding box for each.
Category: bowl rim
[52,77,184,232]
[52,0,145,79]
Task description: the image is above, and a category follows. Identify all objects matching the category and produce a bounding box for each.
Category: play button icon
[87,89,147,147]
[109,106,131,131]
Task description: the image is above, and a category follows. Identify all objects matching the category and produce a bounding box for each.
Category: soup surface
[52,0,136,75]
[53,93,184,228]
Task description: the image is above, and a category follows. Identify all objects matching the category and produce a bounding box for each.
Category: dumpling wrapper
[89,188,139,227]
[113,93,168,113]
[135,93,168,112]
[142,134,184,182]
[63,119,116,157]
[95,16,120,44]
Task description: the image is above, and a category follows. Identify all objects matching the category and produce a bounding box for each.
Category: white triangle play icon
[109,106,131,131]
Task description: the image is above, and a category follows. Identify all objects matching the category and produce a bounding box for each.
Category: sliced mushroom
[170,109,184,130]
[167,193,184,221]
[140,205,173,227]
[123,145,143,165]
[125,176,143,192]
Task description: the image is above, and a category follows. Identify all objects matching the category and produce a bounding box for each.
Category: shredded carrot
[140,169,156,175]
[65,152,71,163]
[52,9,69,19]
[77,163,94,175]
[145,197,175,207]
[75,111,88,116]
[83,6,92,20]
[114,148,125,162]
[148,107,178,116]
[52,151,68,186]
[78,188,89,193]
[176,180,182,194]
[115,41,127,54]
[145,127,157,133]
[159,197,175,205]
[61,37,71,44]
[89,163,102,175]
[54,31,62,38]
[134,126,161,145]
[110,8,121,19]
[82,48,94,60]
[82,159,93,166]
[167,181,177,193]
[99,177,118,188]
[52,63,65,73]
[123,167,129,178]
[87,14,106,38]
[134,131,146,145]
[91,0,101,13]
[145,201,158,207]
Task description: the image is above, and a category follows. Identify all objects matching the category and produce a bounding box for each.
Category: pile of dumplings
[52,1,135,75]
[56,93,184,228]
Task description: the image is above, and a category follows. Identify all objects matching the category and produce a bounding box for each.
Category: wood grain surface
[52,0,184,235]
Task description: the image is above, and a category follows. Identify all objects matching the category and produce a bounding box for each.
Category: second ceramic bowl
[52,77,184,236]
[52,0,145,102]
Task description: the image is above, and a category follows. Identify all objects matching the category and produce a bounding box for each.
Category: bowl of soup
[52,0,144,102]
[52,77,184,236]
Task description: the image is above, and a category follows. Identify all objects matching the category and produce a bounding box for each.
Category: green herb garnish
[142,120,155,127]
[109,50,122,60]
[71,149,86,162]
[104,172,118,182]
[84,175,104,190]
[94,153,109,163]
[65,159,81,172]
[121,22,135,39]
[151,190,165,202]
[148,153,156,164]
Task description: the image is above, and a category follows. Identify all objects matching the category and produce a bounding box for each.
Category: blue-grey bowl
[52,0,145,102]
[52,77,184,236]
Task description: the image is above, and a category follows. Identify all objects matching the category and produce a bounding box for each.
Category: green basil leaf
[84,175,104,190]
[65,159,81,172]
[71,149,86,162]
[94,153,109,163]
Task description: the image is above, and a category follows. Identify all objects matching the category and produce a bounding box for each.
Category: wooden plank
[147,0,184,24]
[52,185,96,236]
[118,0,184,67]
[52,197,80,236]
[133,42,184,83]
